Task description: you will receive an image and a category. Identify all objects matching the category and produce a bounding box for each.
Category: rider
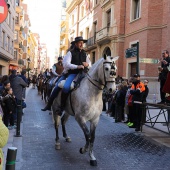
[41,36,91,112]
[52,56,64,77]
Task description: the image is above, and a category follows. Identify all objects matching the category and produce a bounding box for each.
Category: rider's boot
[41,86,60,111]
[41,98,53,111]
[58,92,69,116]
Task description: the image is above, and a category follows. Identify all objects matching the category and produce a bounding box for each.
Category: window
[71,15,74,26]
[93,21,97,38]
[12,18,14,31]
[8,11,11,27]
[2,31,5,48]
[131,0,140,20]
[11,40,13,54]
[15,14,19,24]
[16,0,19,6]
[86,27,89,39]
[107,9,111,27]
[81,6,84,18]
[14,49,17,60]
[14,31,18,41]
[80,31,83,37]
[7,36,10,52]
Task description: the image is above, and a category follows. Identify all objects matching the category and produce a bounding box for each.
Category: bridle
[87,61,116,90]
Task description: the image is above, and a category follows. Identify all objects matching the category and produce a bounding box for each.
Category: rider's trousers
[50,74,77,101]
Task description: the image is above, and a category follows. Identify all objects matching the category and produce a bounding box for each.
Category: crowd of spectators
[0,70,27,130]
[103,74,149,132]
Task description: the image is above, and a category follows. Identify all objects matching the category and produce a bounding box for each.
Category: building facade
[0,0,16,75]
[66,0,170,99]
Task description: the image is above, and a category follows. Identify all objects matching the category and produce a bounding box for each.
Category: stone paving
[5,87,170,170]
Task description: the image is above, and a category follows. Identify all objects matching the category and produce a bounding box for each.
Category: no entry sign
[0,0,8,24]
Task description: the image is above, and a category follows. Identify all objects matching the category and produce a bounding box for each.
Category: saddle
[58,72,86,90]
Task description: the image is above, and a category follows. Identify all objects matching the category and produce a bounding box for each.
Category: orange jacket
[131,82,145,92]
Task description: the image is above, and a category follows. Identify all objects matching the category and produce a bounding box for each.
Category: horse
[52,55,118,166]
[32,75,37,89]
[36,77,44,95]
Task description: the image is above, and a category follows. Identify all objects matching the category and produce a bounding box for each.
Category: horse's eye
[105,68,109,71]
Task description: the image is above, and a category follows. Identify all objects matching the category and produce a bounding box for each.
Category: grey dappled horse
[52,55,118,166]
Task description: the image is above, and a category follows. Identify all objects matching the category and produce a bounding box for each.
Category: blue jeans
[50,74,77,100]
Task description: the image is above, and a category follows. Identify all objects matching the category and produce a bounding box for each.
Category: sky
[24,0,62,67]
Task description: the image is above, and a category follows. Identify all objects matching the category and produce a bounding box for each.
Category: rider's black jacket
[69,47,87,74]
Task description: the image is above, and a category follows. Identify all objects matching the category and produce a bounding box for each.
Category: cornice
[66,0,82,14]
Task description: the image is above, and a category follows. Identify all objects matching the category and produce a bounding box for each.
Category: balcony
[14,40,19,49]
[16,5,22,13]
[15,20,20,31]
[96,26,117,45]
[85,36,97,50]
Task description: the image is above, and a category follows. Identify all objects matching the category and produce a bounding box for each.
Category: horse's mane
[88,58,104,73]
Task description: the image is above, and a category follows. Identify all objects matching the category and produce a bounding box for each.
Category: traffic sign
[125,47,137,58]
[140,58,160,64]
[0,0,8,24]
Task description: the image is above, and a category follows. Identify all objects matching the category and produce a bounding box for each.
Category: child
[3,87,17,129]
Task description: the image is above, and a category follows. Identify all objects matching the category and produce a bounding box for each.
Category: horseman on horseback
[41,36,91,112]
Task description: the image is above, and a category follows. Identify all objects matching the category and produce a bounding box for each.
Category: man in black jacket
[41,36,91,112]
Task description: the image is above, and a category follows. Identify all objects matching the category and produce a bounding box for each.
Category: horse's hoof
[55,142,60,150]
[90,160,97,166]
[65,137,71,142]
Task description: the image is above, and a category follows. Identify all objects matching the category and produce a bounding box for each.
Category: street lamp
[27,58,31,78]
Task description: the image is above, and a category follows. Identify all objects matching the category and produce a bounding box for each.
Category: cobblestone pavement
[19,87,170,170]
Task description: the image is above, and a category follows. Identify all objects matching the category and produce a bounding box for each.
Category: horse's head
[103,55,119,92]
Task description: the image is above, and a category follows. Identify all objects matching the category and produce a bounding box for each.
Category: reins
[86,61,115,90]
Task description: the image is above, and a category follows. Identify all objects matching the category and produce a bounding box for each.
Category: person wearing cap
[51,56,64,77]
[129,74,145,131]
[42,36,91,112]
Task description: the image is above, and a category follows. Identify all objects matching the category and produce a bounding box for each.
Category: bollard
[15,101,22,137]
[5,147,17,170]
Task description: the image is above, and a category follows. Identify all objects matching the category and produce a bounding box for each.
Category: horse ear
[103,54,107,60]
[113,56,119,61]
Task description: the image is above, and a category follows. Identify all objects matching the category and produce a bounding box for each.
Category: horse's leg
[89,120,99,166]
[54,114,61,150]
[76,118,90,154]
[61,113,71,142]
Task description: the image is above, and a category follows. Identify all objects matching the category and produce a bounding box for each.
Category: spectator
[115,83,126,122]
[158,50,170,104]
[143,80,149,102]
[3,87,17,129]
[0,81,10,96]
[130,74,145,131]
[122,81,128,121]
[19,70,28,99]
[0,108,9,170]
[9,70,27,128]
[0,75,9,86]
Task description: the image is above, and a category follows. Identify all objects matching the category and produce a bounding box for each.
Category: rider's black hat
[71,36,87,44]
[58,56,63,61]
[133,74,140,78]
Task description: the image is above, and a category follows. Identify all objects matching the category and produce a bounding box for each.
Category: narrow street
[13,87,170,170]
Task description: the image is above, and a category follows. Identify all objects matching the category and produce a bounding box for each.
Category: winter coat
[115,89,126,106]
[4,95,17,114]
[0,115,9,170]
[9,75,27,100]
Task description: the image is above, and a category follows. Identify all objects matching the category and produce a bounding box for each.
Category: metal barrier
[140,102,170,134]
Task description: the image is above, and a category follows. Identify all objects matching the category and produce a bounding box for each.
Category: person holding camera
[158,50,170,104]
